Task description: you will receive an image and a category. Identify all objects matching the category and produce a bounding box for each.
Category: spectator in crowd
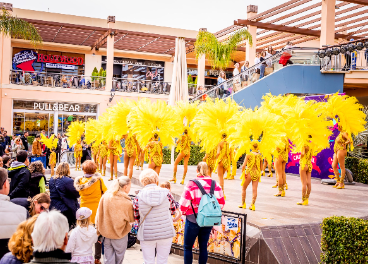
[55,134,62,162]
[0,167,27,259]
[232,63,242,93]
[20,132,29,152]
[65,207,98,264]
[11,137,24,159]
[28,161,46,197]
[96,176,134,264]
[26,210,78,264]
[2,155,11,169]
[8,151,31,200]
[0,134,4,150]
[0,144,4,157]
[267,45,276,56]
[0,157,2,168]
[259,51,267,79]
[0,215,39,264]
[217,71,228,98]
[32,135,42,157]
[160,181,182,219]
[133,169,180,264]
[0,127,3,134]
[240,61,250,88]
[3,131,11,149]
[179,162,226,264]
[11,193,50,218]
[74,160,106,264]
[49,162,80,229]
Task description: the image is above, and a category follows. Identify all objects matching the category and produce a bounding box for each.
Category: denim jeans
[260,64,266,79]
[183,220,213,264]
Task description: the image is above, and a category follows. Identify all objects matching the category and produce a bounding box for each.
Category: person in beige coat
[95,176,134,264]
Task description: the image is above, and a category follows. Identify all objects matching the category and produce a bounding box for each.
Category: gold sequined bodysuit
[49,151,56,166]
[217,140,231,172]
[125,134,137,158]
[276,137,289,162]
[109,140,121,156]
[92,143,99,156]
[246,152,262,181]
[176,134,191,156]
[74,143,82,158]
[334,132,348,153]
[300,145,313,172]
[99,143,108,158]
[146,141,163,167]
[205,148,217,171]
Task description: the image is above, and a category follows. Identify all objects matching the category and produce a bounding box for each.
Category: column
[320,0,336,47]
[197,54,206,88]
[246,5,258,67]
[106,16,115,91]
[0,3,13,85]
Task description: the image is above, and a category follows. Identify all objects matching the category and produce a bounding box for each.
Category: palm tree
[0,8,42,46]
[194,29,252,69]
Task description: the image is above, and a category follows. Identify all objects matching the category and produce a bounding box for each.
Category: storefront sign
[46,63,76,70]
[103,57,164,67]
[12,50,41,72]
[37,54,84,65]
[34,102,80,112]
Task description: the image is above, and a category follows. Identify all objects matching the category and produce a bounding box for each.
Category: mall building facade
[0,3,208,137]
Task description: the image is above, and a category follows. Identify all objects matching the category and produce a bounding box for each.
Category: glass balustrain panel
[13,112,25,136]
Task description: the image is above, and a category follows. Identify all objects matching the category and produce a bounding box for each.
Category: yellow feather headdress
[193,98,241,153]
[109,99,137,139]
[128,98,181,147]
[174,100,199,142]
[66,121,85,146]
[229,108,286,162]
[282,98,332,154]
[40,134,58,150]
[85,119,102,145]
[324,93,366,138]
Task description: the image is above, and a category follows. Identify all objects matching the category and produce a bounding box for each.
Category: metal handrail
[190,47,320,102]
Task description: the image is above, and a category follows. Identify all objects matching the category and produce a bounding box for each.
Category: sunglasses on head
[40,205,49,212]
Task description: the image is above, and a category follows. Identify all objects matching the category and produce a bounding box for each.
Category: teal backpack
[190,179,222,227]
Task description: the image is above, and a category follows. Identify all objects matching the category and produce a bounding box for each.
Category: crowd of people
[0,145,225,264]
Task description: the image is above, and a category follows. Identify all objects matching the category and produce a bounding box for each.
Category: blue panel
[232,65,344,109]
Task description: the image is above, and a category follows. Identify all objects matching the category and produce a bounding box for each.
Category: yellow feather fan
[174,100,199,143]
[109,99,137,139]
[85,119,102,145]
[228,108,286,163]
[66,121,85,146]
[128,98,181,147]
[193,98,241,153]
[324,93,366,141]
[40,134,58,150]
[282,98,332,154]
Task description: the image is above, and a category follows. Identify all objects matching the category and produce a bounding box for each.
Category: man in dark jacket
[21,132,29,151]
[2,131,11,148]
[8,150,31,199]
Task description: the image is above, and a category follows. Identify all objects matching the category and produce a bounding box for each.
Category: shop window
[13,112,25,135]
[23,113,50,137]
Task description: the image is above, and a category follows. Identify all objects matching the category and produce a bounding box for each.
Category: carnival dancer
[171,101,198,185]
[324,93,366,189]
[85,119,102,173]
[99,140,108,176]
[274,136,289,197]
[128,98,181,177]
[122,133,138,179]
[283,98,331,205]
[261,157,273,177]
[66,121,85,171]
[92,142,100,172]
[193,98,240,198]
[108,138,122,180]
[203,148,217,177]
[229,108,284,211]
[40,134,58,177]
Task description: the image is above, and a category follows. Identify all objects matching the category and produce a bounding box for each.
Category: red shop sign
[37,54,84,65]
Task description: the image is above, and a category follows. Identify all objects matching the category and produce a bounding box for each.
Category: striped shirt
[178,175,225,216]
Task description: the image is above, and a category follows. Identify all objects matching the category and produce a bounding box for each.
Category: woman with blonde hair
[96,176,134,264]
[0,215,39,264]
[49,162,80,228]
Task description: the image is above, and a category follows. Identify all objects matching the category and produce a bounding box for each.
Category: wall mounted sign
[37,54,84,65]
[102,56,164,68]
[34,102,81,112]
[12,50,43,72]
[46,63,76,70]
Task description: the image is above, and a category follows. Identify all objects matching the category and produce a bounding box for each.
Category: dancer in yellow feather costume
[128,98,181,176]
[66,121,85,171]
[324,93,366,189]
[283,98,332,205]
[85,119,102,172]
[40,134,58,177]
[229,108,285,211]
[122,133,138,179]
[99,140,108,176]
[203,148,217,177]
[171,101,198,185]
[193,98,240,198]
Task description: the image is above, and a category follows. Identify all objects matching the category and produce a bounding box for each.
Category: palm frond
[349,106,368,158]
[0,9,42,46]
[194,29,252,69]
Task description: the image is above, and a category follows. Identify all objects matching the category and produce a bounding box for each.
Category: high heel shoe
[336,184,345,189]
[272,184,278,188]
[238,203,246,209]
[261,171,265,176]
[267,173,273,177]
[297,198,308,206]
[285,183,288,190]
[249,204,255,211]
